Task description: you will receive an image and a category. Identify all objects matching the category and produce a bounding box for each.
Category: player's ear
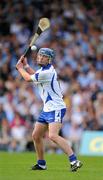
[49,58,51,63]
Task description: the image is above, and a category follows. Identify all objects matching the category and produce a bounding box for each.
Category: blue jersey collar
[42,64,51,71]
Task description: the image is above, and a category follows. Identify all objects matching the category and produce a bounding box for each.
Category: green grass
[0,152,103,180]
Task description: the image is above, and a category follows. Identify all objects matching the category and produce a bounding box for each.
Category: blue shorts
[38,108,66,124]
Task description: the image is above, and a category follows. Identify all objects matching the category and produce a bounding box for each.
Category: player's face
[37,54,50,66]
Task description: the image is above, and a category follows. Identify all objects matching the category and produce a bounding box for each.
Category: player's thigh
[32,122,48,139]
[48,122,62,136]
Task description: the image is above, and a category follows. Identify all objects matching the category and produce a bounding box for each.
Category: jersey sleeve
[30,70,52,83]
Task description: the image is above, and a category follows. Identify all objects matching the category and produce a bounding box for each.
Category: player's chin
[37,61,45,66]
[37,62,44,66]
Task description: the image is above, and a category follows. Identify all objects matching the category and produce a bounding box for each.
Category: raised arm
[21,55,35,75]
[16,55,35,82]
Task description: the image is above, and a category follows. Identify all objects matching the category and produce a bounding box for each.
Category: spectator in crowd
[94,92,103,130]
[0,104,10,150]
[9,112,27,152]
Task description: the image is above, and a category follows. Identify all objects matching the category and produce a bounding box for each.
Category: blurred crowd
[0,0,103,154]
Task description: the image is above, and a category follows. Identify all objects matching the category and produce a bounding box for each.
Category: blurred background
[0,0,103,155]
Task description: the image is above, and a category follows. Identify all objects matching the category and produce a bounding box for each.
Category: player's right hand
[16,61,23,69]
[22,57,28,66]
[18,55,28,66]
[16,55,24,69]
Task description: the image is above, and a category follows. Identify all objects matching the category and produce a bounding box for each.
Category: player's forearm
[24,64,35,75]
[17,68,32,81]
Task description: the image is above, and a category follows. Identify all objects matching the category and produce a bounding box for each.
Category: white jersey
[31,64,66,112]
